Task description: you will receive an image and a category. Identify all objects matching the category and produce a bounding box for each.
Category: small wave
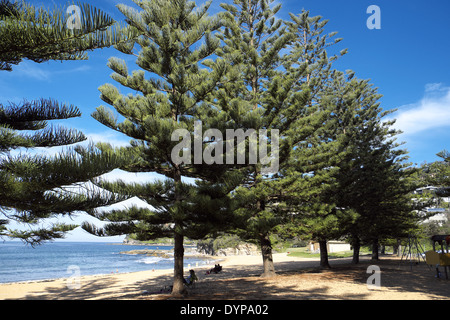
[137,256,173,265]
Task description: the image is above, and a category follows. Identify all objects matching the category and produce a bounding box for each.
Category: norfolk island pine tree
[216,2,347,275]
[80,0,246,295]
[273,12,352,269]
[0,0,138,245]
[281,68,424,266]
[270,15,422,268]
[316,70,426,263]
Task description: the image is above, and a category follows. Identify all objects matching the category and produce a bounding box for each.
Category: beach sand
[1,253,450,300]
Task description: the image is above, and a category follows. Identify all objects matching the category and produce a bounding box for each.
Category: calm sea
[0,241,208,283]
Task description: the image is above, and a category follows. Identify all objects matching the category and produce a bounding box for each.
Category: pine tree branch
[0,98,81,127]
[0,1,140,71]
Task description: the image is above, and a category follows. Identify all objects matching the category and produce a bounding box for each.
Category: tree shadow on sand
[12,257,450,300]
[15,273,174,300]
[145,258,450,300]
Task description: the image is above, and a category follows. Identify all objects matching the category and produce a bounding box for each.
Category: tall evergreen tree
[81,0,237,295]
[328,70,423,262]
[0,0,136,245]
[276,12,347,269]
[216,4,345,274]
[216,0,294,277]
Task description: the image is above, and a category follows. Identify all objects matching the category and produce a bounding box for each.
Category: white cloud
[99,168,197,185]
[389,83,450,135]
[10,61,91,82]
[3,130,129,160]
[100,168,164,184]
[15,62,52,81]
[57,195,158,242]
[12,130,131,158]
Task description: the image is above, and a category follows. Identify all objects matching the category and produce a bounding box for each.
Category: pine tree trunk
[371,238,379,261]
[260,234,276,277]
[352,238,360,264]
[171,166,186,295]
[393,239,400,256]
[393,244,398,255]
[319,240,331,268]
[172,229,186,295]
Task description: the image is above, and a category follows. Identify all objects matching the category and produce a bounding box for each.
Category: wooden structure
[425,235,450,279]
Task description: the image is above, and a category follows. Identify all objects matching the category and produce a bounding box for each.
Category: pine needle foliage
[320,70,423,262]
[0,0,138,71]
[0,0,138,245]
[81,0,239,294]
[429,150,450,197]
[0,143,128,246]
[216,2,346,275]
[0,99,85,152]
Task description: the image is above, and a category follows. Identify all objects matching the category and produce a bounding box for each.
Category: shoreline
[0,253,223,287]
[0,252,373,287]
[0,253,279,300]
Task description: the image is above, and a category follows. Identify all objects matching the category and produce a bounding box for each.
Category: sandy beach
[1,253,450,300]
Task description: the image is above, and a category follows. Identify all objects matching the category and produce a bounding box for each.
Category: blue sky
[2,0,450,241]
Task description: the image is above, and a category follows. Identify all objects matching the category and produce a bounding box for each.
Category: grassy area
[285,246,371,259]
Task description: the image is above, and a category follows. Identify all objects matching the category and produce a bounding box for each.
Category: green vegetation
[1,0,449,297]
[81,0,240,295]
[285,247,371,259]
[0,0,135,245]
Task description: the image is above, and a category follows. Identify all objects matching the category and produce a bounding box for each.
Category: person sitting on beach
[184,269,198,285]
[206,264,222,274]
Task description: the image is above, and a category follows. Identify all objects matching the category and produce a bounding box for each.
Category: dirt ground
[146,256,450,300]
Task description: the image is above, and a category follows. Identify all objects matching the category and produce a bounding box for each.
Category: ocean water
[0,242,209,283]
